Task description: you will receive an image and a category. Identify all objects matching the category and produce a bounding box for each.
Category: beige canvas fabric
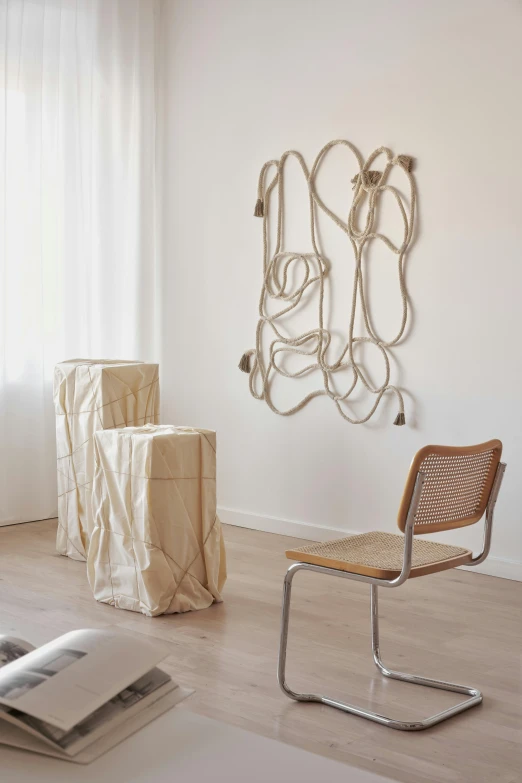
[54,360,160,561]
[87,425,227,616]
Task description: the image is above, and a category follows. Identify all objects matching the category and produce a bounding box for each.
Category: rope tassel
[238,352,252,373]
[394,411,406,426]
[396,155,414,172]
[351,171,382,189]
[254,198,264,217]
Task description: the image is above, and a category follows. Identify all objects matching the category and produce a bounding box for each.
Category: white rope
[239,140,416,426]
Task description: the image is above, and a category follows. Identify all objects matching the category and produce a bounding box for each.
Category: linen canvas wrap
[87,425,227,616]
[54,360,160,561]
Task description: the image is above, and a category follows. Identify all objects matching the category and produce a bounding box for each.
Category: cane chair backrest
[397,440,503,534]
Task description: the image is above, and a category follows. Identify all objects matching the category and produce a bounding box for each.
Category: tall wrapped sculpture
[53,360,160,560]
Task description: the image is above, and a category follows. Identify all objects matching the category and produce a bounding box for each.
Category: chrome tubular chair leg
[370,585,482,729]
[278,565,483,731]
[278,563,403,725]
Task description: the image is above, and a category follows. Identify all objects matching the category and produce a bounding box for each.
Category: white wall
[160,0,522,579]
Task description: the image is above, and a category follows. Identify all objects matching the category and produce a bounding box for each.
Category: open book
[0,630,191,764]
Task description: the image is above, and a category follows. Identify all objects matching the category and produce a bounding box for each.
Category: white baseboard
[218,506,521,582]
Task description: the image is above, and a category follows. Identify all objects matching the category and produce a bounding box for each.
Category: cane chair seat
[286,531,472,580]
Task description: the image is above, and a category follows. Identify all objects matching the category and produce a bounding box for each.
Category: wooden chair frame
[277,445,506,731]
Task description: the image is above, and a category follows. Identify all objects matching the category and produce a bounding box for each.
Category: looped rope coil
[239,140,416,426]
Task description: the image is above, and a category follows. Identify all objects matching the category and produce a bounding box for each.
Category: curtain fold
[0,0,161,524]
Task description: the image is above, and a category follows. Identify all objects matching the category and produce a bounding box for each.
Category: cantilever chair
[278,440,506,731]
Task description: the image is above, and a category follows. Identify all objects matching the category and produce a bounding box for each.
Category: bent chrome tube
[278,572,483,730]
[468,462,506,566]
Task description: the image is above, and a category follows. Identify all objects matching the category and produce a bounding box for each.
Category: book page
[0,720,60,758]
[0,637,35,668]
[69,686,193,765]
[11,669,174,756]
[0,686,193,764]
[0,629,169,730]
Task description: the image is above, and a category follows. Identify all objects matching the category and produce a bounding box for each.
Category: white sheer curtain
[0,0,162,525]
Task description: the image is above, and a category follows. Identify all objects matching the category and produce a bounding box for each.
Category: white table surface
[0,706,392,783]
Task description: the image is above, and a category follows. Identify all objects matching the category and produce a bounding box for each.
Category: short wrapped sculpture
[87,425,227,616]
[54,360,160,561]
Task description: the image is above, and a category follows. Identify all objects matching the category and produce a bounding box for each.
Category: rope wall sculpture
[239,140,417,426]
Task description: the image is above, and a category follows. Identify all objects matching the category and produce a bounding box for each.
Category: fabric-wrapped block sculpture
[54,360,160,562]
[87,425,227,616]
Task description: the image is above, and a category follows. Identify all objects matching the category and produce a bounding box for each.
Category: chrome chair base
[277,564,483,731]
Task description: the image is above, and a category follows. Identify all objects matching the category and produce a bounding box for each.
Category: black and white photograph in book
[0,673,46,701]
[28,649,87,677]
[0,639,31,667]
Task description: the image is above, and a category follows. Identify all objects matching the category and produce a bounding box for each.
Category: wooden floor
[1,520,521,783]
